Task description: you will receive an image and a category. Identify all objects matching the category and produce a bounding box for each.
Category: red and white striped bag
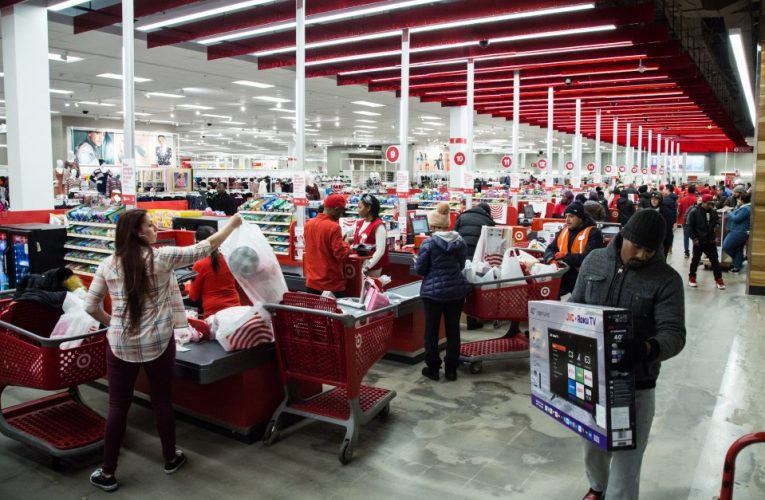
[208,306,274,352]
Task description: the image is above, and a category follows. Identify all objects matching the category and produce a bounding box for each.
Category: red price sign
[385,145,400,163]
[537,158,548,169]
[454,152,466,166]
[501,155,512,169]
[565,161,575,171]
[586,163,595,172]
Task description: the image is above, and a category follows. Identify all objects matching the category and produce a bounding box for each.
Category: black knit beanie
[622,209,666,250]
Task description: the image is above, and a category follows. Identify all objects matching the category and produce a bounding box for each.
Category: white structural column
[511,70,520,173]
[546,87,554,182]
[656,133,663,185]
[465,58,475,207]
[665,137,670,182]
[683,151,688,183]
[574,98,582,185]
[611,118,618,168]
[122,0,136,208]
[294,0,306,228]
[448,106,466,189]
[637,125,643,173]
[595,108,601,175]
[1,4,54,210]
[625,122,631,182]
[398,29,410,225]
[647,129,653,186]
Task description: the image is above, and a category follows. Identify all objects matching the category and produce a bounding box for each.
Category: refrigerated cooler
[0,224,67,289]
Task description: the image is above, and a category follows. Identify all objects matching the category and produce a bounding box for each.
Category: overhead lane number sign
[386,145,400,163]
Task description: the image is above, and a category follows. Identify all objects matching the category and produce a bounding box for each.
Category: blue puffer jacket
[726,203,752,233]
[414,231,471,302]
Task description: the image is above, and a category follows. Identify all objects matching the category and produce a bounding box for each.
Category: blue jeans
[722,231,748,270]
[683,225,690,255]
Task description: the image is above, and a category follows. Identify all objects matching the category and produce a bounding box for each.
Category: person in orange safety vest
[543,201,603,296]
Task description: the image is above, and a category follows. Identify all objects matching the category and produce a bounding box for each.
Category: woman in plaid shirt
[85,209,243,492]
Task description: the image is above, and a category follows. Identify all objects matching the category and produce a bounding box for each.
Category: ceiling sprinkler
[637,60,647,74]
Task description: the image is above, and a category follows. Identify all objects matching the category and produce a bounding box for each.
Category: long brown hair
[115,209,154,333]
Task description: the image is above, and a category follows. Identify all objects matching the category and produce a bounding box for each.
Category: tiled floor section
[1,236,764,499]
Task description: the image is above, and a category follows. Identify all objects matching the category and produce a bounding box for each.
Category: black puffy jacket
[617,196,636,225]
[454,205,495,258]
[414,232,471,302]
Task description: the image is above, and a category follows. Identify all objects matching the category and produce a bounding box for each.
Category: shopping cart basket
[460,260,568,374]
[263,292,397,464]
[716,432,765,500]
[0,299,107,464]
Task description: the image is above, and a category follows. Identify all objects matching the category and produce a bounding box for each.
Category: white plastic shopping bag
[220,222,288,305]
[51,291,100,350]
[207,305,274,352]
[529,262,558,283]
[499,248,525,288]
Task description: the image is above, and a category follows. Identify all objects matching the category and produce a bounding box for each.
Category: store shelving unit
[240,209,294,256]
[64,207,123,276]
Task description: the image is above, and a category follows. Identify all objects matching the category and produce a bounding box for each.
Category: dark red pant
[102,340,176,475]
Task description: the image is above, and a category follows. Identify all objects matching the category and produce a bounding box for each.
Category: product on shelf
[64,205,123,276]
[239,196,296,257]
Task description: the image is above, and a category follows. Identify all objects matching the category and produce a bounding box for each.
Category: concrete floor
[2,235,765,500]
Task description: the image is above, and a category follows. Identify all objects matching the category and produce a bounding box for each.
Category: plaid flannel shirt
[86,240,213,362]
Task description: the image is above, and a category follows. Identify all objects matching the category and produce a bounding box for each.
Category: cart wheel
[262,419,279,446]
[377,403,391,420]
[469,361,483,374]
[339,439,354,465]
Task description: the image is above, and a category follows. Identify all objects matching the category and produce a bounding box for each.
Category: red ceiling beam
[145,0,382,48]
[73,0,208,35]
[207,0,587,60]
[255,4,653,69]
[0,0,26,8]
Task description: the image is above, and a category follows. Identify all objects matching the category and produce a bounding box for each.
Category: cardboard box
[529,300,636,451]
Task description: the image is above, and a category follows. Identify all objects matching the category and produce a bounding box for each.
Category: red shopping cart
[459,257,568,374]
[263,292,397,464]
[717,432,765,500]
[0,299,107,465]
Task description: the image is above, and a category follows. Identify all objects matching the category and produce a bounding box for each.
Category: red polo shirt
[303,213,350,292]
[187,255,241,317]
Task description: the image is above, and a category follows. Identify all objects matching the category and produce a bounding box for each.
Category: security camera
[564,77,572,86]
[82,110,89,115]
[538,150,544,156]
[478,40,490,49]
[207,122,212,127]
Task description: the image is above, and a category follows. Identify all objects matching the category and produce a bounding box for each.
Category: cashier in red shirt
[187,226,241,317]
[303,194,351,297]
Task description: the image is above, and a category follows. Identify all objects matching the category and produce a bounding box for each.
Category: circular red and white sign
[605,165,613,173]
[565,161,575,171]
[537,158,548,169]
[385,145,400,163]
[586,162,596,172]
[631,166,638,174]
[514,231,524,241]
[454,152,466,166]
[618,165,626,173]
[641,168,648,175]
[501,155,512,169]
[540,286,551,298]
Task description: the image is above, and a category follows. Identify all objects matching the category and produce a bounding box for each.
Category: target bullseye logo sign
[631,165,638,174]
[586,163,595,172]
[540,286,551,298]
[76,353,92,370]
[385,145,400,163]
[515,230,524,241]
[565,161,575,171]
[604,165,613,174]
[501,155,512,169]
[343,262,356,279]
[454,152,466,166]
[355,334,362,349]
[537,158,547,169]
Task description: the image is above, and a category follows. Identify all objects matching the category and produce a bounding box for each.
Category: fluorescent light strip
[139,1,276,32]
[254,96,291,103]
[202,113,232,119]
[78,101,116,107]
[98,73,152,83]
[146,92,186,98]
[201,0,443,45]
[729,29,756,127]
[49,53,84,63]
[269,107,295,113]
[355,125,377,129]
[352,100,385,108]
[178,104,214,110]
[353,110,381,116]
[48,0,89,11]
[254,31,400,57]
[118,111,152,116]
[233,80,275,89]
[356,119,376,123]
[49,89,73,95]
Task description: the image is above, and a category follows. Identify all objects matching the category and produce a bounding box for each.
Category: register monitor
[410,214,430,235]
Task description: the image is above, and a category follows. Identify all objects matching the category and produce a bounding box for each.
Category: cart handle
[263,301,399,327]
[0,318,108,348]
[470,262,569,289]
[718,432,765,500]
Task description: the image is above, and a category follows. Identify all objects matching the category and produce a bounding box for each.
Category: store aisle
[1,235,764,499]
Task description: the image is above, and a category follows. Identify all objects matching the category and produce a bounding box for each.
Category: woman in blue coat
[414,230,471,381]
[722,192,752,272]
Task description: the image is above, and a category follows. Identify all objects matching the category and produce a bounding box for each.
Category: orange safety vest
[556,226,594,256]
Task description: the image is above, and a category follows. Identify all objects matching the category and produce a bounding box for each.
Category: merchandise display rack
[240,196,295,256]
[64,205,125,276]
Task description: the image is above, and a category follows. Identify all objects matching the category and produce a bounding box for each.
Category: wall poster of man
[69,128,177,167]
